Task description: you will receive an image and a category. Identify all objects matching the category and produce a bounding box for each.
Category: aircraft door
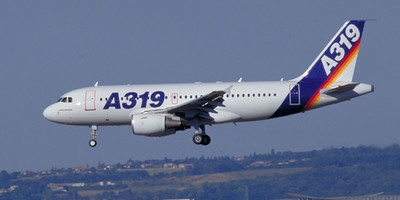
[171,93,178,104]
[85,90,96,111]
[289,84,300,105]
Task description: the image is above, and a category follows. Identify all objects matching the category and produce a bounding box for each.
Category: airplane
[43,20,373,147]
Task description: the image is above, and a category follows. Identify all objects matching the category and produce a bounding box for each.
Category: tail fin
[291,20,365,83]
[271,20,368,117]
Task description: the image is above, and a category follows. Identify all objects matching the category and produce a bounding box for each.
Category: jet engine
[131,114,185,137]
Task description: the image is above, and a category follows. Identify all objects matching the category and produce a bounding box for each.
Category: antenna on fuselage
[94,81,99,87]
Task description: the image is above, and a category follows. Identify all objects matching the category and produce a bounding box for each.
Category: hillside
[1,144,400,200]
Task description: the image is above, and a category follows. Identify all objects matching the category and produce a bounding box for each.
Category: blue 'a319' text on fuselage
[103,91,165,109]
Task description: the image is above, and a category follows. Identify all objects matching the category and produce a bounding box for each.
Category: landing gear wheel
[89,139,97,147]
[89,125,98,147]
[193,125,210,146]
[192,134,211,146]
[193,134,203,145]
[202,135,211,146]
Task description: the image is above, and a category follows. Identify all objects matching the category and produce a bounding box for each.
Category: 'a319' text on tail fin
[272,20,372,117]
[292,20,365,83]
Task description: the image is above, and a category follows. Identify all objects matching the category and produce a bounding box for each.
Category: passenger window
[253,94,255,97]
[248,94,250,97]
[100,98,103,101]
[242,94,245,97]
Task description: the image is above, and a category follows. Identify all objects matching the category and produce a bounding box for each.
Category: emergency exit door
[85,90,96,111]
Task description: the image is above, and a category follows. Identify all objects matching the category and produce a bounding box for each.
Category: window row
[225,93,277,98]
[98,92,277,102]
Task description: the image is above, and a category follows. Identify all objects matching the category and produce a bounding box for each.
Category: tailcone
[355,83,374,96]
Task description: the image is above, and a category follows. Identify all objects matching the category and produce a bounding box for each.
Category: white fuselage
[43,81,290,126]
[43,81,373,126]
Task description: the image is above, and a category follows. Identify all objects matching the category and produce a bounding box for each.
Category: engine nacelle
[131,114,183,137]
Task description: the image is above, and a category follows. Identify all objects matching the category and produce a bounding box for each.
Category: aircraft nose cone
[43,105,56,122]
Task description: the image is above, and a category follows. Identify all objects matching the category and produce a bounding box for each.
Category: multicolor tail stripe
[271,20,365,118]
[303,40,361,110]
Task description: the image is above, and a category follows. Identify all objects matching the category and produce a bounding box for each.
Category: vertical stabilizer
[272,20,368,118]
[291,20,365,83]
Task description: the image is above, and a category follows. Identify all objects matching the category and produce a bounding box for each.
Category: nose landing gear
[89,125,98,147]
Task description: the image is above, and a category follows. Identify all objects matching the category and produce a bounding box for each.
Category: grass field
[78,167,311,197]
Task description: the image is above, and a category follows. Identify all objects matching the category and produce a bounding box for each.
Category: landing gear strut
[89,125,98,147]
[192,125,211,146]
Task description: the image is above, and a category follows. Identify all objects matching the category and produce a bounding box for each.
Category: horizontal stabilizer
[321,83,360,95]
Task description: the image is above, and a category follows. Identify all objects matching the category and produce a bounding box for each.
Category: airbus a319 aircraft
[43,20,373,147]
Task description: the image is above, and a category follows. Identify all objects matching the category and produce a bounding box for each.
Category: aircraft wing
[142,87,230,122]
[166,90,225,113]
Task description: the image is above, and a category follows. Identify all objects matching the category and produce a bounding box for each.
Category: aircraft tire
[89,139,97,147]
[193,134,203,145]
[202,135,211,146]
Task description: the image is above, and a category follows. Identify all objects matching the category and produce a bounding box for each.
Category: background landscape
[1,145,399,199]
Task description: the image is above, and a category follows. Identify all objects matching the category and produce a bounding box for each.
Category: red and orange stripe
[303,40,361,111]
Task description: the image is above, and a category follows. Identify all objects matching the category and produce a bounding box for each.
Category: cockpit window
[57,97,72,103]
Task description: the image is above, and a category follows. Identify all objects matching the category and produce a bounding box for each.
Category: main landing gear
[89,125,98,147]
[192,125,211,146]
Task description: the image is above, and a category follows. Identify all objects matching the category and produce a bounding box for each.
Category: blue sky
[0,0,399,172]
